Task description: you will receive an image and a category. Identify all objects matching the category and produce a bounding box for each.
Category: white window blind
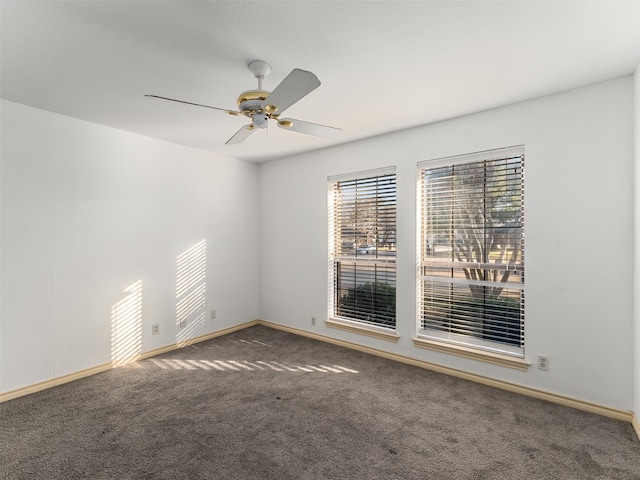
[418,147,525,356]
[329,168,396,330]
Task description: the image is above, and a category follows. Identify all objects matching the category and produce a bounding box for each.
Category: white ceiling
[2,1,639,163]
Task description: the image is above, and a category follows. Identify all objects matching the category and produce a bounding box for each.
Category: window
[328,167,396,331]
[418,146,524,357]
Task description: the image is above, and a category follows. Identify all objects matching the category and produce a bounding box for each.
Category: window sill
[325,318,399,343]
[412,337,530,371]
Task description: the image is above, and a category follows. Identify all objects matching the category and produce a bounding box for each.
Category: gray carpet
[1,325,639,479]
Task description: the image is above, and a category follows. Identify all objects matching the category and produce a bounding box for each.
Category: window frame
[328,167,398,337]
[416,146,525,359]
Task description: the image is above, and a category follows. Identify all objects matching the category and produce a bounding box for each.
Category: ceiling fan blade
[225,125,255,145]
[277,118,342,138]
[145,95,242,116]
[261,69,321,115]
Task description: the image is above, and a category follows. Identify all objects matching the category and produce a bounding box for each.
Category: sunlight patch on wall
[176,239,206,297]
[176,240,207,345]
[110,280,143,367]
[143,358,359,373]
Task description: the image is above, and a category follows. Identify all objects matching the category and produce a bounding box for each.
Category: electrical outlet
[211,309,217,320]
[151,324,160,335]
[537,355,549,371]
[179,320,186,329]
[311,316,316,326]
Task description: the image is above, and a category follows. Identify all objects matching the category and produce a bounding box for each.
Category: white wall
[0,100,259,393]
[259,76,635,411]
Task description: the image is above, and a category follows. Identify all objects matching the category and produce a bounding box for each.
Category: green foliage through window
[338,282,396,329]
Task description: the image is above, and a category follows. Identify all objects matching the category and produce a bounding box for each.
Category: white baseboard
[259,320,637,432]
[0,320,259,403]
[0,362,116,404]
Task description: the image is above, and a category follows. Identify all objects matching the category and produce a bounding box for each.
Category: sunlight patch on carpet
[142,358,359,373]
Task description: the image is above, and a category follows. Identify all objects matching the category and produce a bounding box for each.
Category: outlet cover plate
[537,355,549,371]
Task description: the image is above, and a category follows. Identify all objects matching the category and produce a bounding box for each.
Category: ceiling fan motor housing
[237,90,269,112]
[236,89,272,129]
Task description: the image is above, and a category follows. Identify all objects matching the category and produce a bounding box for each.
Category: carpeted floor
[1,325,639,479]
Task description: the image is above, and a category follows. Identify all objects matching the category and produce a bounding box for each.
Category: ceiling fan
[146,60,341,145]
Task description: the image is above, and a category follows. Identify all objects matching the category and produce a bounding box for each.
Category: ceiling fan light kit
[146,60,341,145]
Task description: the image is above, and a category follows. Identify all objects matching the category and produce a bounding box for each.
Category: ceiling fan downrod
[248,60,271,90]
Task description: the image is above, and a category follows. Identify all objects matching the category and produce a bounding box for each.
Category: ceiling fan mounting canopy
[145,59,341,144]
[248,60,271,82]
